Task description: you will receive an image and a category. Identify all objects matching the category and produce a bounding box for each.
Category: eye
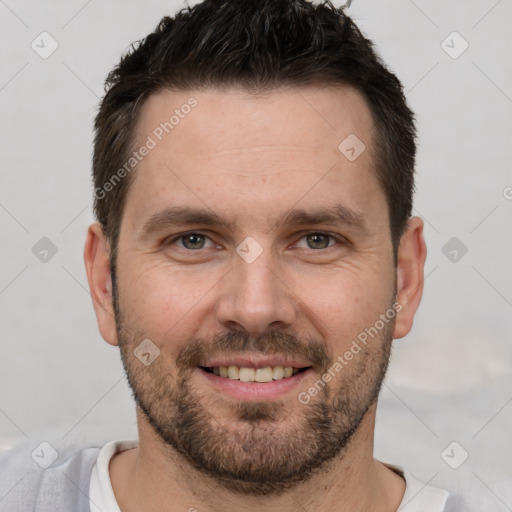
[166,232,216,250]
[295,232,339,250]
[163,231,344,253]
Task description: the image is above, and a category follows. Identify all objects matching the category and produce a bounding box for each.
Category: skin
[84,84,427,512]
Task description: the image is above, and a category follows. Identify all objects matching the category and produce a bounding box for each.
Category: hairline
[107,81,400,271]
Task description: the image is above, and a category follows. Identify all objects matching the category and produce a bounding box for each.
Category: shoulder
[384,462,450,511]
[438,478,512,512]
[384,461,510,512]
[0,438,101,511]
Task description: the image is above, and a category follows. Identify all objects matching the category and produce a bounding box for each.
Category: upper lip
[199,354,313,369]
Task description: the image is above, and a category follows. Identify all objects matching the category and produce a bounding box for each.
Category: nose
[214,244,297,336]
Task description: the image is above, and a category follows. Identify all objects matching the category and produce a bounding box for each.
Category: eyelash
[163,231,345,252]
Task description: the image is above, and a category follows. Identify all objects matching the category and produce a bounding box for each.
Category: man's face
[111,85,398,495]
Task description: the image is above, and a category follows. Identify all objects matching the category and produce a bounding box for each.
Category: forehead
[137,84,374,164]
[123,84,386,234]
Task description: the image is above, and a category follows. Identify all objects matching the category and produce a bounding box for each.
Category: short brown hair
[92,0,416,265]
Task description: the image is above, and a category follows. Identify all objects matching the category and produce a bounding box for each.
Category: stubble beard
[114,293,395,496]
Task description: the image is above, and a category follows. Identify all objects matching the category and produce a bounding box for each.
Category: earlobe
[392,216,427,340]
[83,222,119,346]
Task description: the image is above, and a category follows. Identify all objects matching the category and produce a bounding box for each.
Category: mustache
[176,330,332,373]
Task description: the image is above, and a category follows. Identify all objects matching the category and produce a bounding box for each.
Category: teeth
[227,365,239,379]
[272,366,284,380]
[212,365,302,382]
[239,367,255,382]
[255,367,273,382]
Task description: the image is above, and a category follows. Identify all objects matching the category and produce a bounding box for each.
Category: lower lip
[197,367,313,401]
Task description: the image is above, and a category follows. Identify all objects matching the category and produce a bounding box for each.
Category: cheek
[295,267,392,344]
[116,260,218,341]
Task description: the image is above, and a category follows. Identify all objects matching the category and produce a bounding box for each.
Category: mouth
[197,363,314,401]
[200,365,312,382]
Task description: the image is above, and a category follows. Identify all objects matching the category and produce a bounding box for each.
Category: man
[0,0,463,510]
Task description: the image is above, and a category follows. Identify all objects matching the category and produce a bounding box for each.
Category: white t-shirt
[89,440,450,512]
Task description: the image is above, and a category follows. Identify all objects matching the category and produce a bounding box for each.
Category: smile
[200,365,311,382]
[197,364,314,401]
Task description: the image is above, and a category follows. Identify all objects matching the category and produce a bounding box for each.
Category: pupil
[184,234,204,249]
[308,233,329,249]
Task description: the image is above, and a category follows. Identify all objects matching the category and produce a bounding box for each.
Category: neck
[110,403,405,512]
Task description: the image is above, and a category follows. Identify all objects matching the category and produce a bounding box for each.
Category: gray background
[1,0,511,509]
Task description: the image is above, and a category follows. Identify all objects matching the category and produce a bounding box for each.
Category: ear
[83,222,119,346]
[393,216,427,339]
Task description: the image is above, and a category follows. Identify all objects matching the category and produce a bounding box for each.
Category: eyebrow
[139,203,368,238]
